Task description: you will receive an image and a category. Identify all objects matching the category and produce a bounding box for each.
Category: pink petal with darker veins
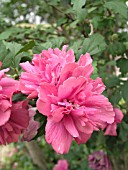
[63,115,79,137]
[75,131,92,144]
[104,122,117,136]
[104,108,123,136]
[114,108,123,123]
[45,118,72,154]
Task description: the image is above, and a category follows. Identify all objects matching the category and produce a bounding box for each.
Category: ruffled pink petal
[74,118,94,134]
[0,100,30,145]
[19,72,41,97]
[85,95,115,124]
[37,83,57,116]
[75,131,92,144]
[58,77,86,100]
[20,61,35,72]
[0,78,18,98]
[104,122,117,136]
[52,107,65,122]
[45,118,72,154]
[0,109,11,126]
[90,77,106,94]
[28,90,38,99]
[72,65,93,78]
[114,108,123,123]
[58,63,77,85]
[11,101,30,129]
[0,99,11,126]
[77,53,92,66]
[104,108,123,136]
[63,115,79,137]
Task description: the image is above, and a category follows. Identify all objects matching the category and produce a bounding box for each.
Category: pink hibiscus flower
[19,45,75,98]
[53,160,68,170]
[0,63,30,145]
[19,45,93,99]
[0,98,30,145]
[104,108,123,136]
[37,76,115,154]
[88,150,112,170]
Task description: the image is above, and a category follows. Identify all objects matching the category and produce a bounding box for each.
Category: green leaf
[71,0,87,21]
[70,40,83,54]
[77,9,87,21]
[15,53,27,68]
[0,41,8,62]
[104,1,127,18]
[1,52,14,69]
[105,76,120,88]
[71,0,86,11]
[91,16,101,29]
[16,40,35,55]
[51,37,66,48]
[108,42,126,56]
[120,81,128,102]
[120,121,128,142]
[12,93,27,102]
[0,31,12,40]
[78,33,106,55]
[0,41,17,69]
[116,58,128,74]
[32,41,53,54]
[96,131,105,146]
[3,41,23,56]
[106,60,116,66]
[0,41,33,70]
[42,41,53,49]
[109,91,122,105]
[32,44,45,54]
[88,7,97,13]
[57,17,68,26]
[20,52,32,63]
[91,61,98,79]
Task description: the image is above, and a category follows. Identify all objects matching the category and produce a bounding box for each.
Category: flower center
[58,99,80,112]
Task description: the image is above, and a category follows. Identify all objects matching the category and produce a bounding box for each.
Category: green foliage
[117,58,128,74]
[16,41,35,55]
[108,42,126,56]
[104,1,127,18]
[71,0,87,21]
[91,61,98,79]
[105,76,120,88]
[78,33,106,56]
[120,81,128,102]
[12,93,27,102]
[120,121,128,142]
[0,30,12,40]
[0,40,34,74]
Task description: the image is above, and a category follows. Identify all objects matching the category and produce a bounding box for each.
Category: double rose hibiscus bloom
[0,45,123,154]
[0,63,29,145]
[0,62,39,145]
[19,45,123,154]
